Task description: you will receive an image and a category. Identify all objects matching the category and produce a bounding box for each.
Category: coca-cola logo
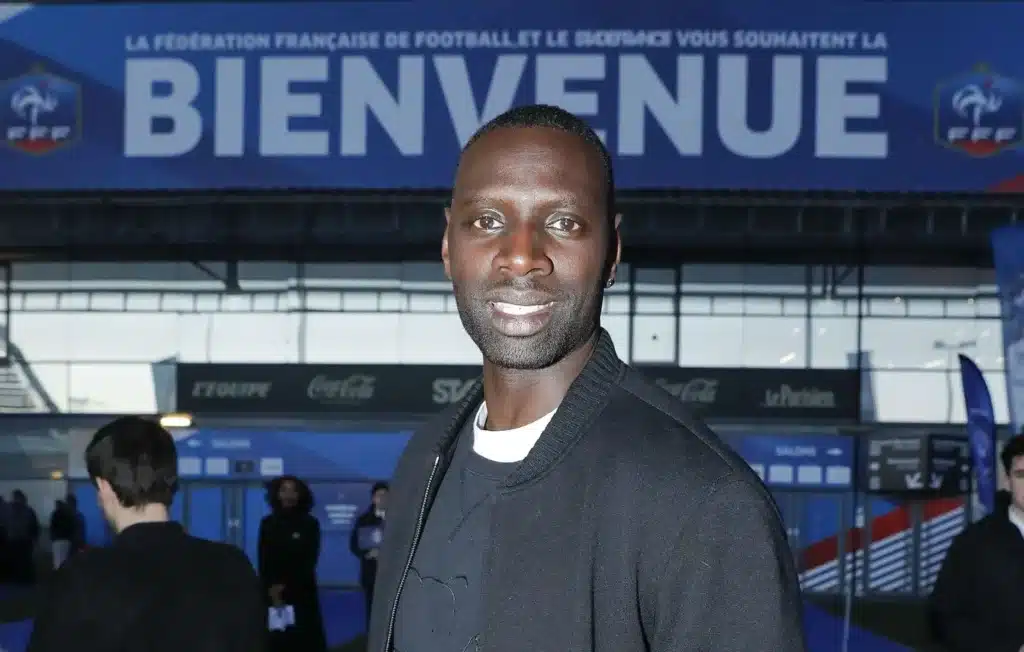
[761,385,836,409]
[306,374,376,403]
[655,377,718,404]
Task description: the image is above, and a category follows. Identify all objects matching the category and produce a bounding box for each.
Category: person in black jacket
[258,476,327,652]
[367,105,804,652]
[930,434,1024,652]
[349,481,388,624]
[48,500,74,569]
[8,489,39,584]
[27,416,266,652]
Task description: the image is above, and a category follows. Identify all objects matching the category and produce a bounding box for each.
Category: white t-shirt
[472,402,556,464]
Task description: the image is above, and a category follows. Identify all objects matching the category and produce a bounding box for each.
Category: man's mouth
[490,301,554,316]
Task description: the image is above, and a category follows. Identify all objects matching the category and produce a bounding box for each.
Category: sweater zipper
[384,454,440,652]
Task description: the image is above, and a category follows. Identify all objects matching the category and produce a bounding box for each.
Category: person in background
[48,500,73,569]
[8,489,39,584]
[930,434,1024,652]
[65,494,86,555]
[26,416,266,652]
[259,476,327,652]
[349,481,388,624]
[0,496,8,583]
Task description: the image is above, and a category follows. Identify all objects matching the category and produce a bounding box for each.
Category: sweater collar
[435,328,625,487]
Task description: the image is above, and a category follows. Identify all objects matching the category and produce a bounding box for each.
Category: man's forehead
[454,126,604,199]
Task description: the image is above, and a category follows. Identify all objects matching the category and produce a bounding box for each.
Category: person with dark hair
[349,481,388,624]
[48,499,73,570]
[7,489,39,584]
[26,416,266,652]
[367,104,804,652]
[930,434,1024,652]
[259,475,327,652]
[64,494,85,556]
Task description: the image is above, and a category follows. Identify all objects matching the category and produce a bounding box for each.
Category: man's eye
[472,215,502,231]
[549,217,580,233]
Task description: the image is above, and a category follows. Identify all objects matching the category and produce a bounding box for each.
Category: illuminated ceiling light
[160,413,193,429]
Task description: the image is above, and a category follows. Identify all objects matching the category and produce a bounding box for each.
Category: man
[48,500,73,569]
[7,489,39,584]
[27,416,266,652]
[349,481,388,624]
[930,434,1024,652]
[368,105,805,652]
[65,494,86,555]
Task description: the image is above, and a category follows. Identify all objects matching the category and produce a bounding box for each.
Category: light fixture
[160,413,193,429]
[49,470,64,481]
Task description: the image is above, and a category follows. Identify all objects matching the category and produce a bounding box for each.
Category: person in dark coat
[26,416,266,652]
[349,481,388,624]
[48,500,74,569]
[258,476,327,652]
[929,434,1024,652]
[8,489,39,584]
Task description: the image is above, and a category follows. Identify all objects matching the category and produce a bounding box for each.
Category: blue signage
[721,432,855,491]
[0,1,1022,192]
[168,428,410,481]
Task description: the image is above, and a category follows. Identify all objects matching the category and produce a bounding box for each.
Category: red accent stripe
[800,498,964,570]
[988,174,1024,193]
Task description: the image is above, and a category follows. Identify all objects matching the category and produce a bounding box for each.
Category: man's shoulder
[182,534,258,576]
[607,368,749,465]
[593,366,768,494]
[955,510,1014,546]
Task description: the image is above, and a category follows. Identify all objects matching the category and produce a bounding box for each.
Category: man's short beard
[454,290,603,371]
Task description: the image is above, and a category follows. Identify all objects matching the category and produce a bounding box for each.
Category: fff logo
[0,68,82,155]
[934,66,1023,158]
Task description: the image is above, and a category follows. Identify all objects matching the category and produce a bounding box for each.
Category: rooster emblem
[951,83,1002,127]
[10,85,58,126]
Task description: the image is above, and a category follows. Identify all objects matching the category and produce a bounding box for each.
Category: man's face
[443,127,620,370]
[1009,454,1024,512]
[372,489,388,511]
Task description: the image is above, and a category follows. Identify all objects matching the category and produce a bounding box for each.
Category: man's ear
[442,207,452,280]
[607,213,622,284]
[95,478,114,503]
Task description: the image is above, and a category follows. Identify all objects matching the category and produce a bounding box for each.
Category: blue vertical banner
[992,226,1024,439]
[957,354,997,514]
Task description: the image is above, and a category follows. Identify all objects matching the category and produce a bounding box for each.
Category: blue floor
[0,590,912,652]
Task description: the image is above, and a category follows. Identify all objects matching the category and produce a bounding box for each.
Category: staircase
[0,326,58,414]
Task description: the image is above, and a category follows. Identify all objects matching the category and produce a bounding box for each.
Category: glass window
[603,315,631,360]
[29,362,158,413]
[678,315,806,367]
[631,316,679,364]
[682,264,807,296]
[866,369,1009,424]
[679,316,743,367]
[862,318,1003,370]
[304,313,482,364]
[861,266,993,297]
[810,316,859,368]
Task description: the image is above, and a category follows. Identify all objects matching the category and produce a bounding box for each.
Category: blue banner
[992,226,1024,440]
[719,432,854,490]
[1,1,1023,192]
[957,354,997,514]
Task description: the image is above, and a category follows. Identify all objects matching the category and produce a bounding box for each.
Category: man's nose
[495,223,553,278]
